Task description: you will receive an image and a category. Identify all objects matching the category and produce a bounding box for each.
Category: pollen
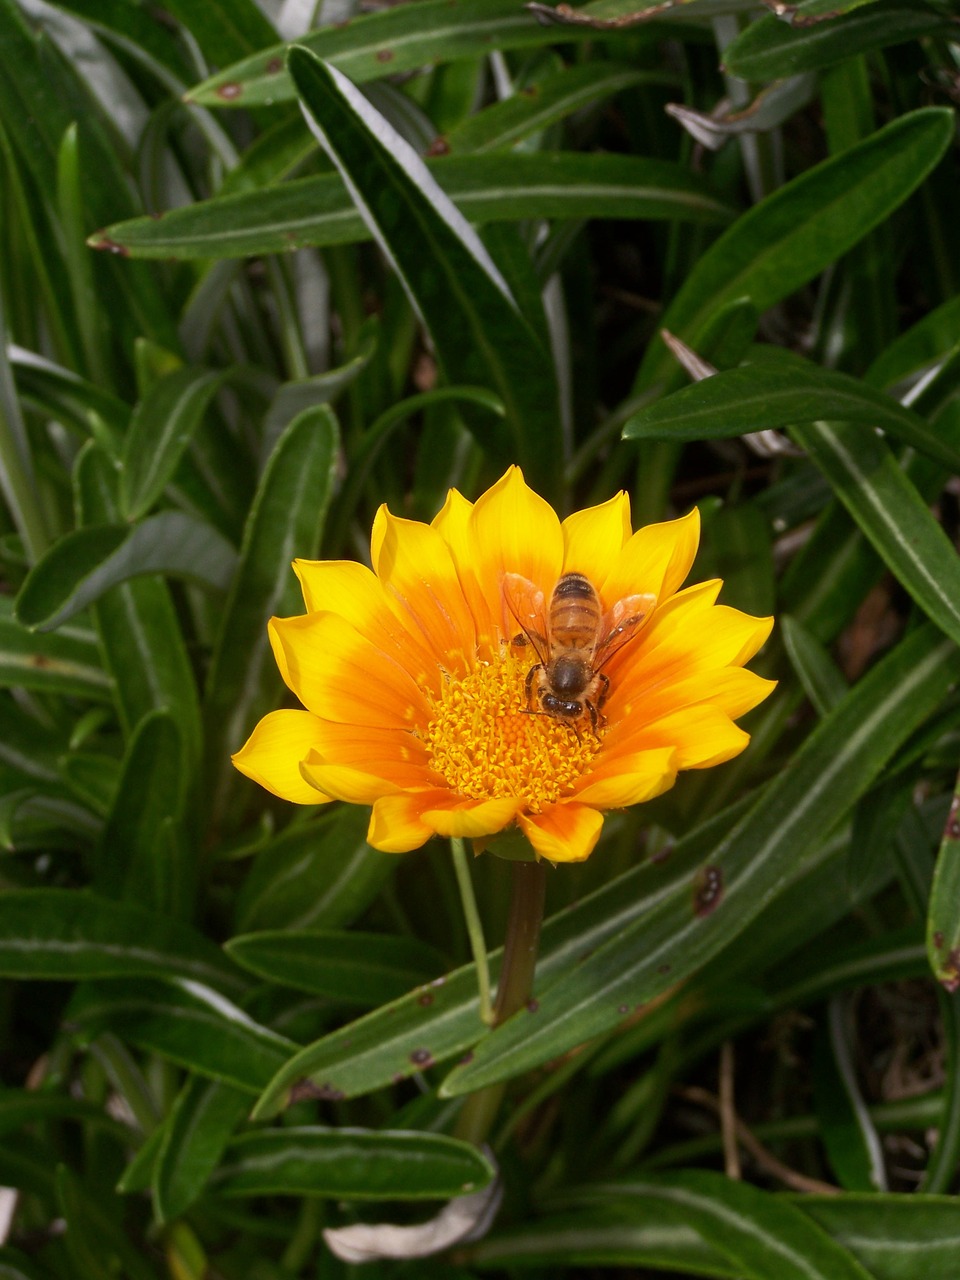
[422,655,601,812]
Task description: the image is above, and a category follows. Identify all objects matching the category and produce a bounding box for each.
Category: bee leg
[524,663,544,712]
[596,673,610,711]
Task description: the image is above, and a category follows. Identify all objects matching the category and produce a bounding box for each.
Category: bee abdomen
[551,572,601,649]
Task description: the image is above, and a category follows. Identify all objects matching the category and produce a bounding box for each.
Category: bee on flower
[233,467,775,863]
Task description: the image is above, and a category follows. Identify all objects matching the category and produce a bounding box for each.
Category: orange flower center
[421,654,601,812]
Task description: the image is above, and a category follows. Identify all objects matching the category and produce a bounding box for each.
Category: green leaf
[623,348,960,473]
[791,420,960,651]
[56,1166,159,1280]
[638,108,954,389]
[94,711,188,914]
[600,1172,875,1280]
[0,597,112,700]
[211,1127,493,1201]
[813,1000,887,1191]
[288,47,558,490]
[780,615,848,717]
[73,445,203,768]
[69,978,295,1094]
[120,366,226,521]
[202,405,338,831]
[444,62,669,155]
[153,1076,250,1224]
[234,806,394,933]
[225,930,446,1006]
[15,515,237,632]
[442,624,960,1095]
[159,0,276,65]
[90,153,734,260]
[927,771,960,991]
[802,1192,960,1279]
[186,0,634,108]
[0,889,242,992]
[723,3,947,81]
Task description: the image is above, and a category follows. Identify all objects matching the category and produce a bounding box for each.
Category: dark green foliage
[1,0,959,1274]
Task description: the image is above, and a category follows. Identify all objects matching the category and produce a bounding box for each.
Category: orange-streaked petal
[368,790,452,853]
[300,723,430,801]
[292,558,437,681]
[562,492,632,577]
[602,507,701,608]
[574,746,677,808]
[232,709,333,805]
[269,612,428,728]
[466,467,564,638]
[433,486,496,655]
[636,704,751,769]
[518,803,604,863]
[609,668,777,738]
[422,795,522,838]
[372,506,477,673]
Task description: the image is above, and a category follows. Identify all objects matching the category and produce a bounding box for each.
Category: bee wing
[594,592,656,670]
[501,572,550,663]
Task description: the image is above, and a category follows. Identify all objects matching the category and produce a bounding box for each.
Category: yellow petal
[292,559,438,682]
[433,486,496,654]
[610,668,777,737]
[602,507,700,608]
[269,612,428,728]
[574,746,677,808]
[232,709,333,805]
[372,507,477,673]
[561,492,632,577]
[422,795,522,838]
[518,803,605,863]
[300,722,429,801]
[466,467,563,637]
[637,704,750,769]
[368,791,449,853]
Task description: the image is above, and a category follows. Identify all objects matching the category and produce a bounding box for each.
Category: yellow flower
[233,467,775,863]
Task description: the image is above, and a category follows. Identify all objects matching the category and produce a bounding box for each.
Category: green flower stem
[454,857,547,1150]
[451,835,493,1026]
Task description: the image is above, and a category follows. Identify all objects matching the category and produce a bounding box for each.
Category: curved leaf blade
[723,3,946,81]
[624,348,960,473]
[90,153,734,261]
[225,930,447,1006]
[212,1127,494,1200]
[288,48,557,489]
[0,889,242,993]
[638,107,954,388]
[15,515,238,632]
[792,420,960,652]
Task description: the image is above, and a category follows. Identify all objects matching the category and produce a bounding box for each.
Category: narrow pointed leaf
[287,47,558,490]
[723,3,947,81]
[624,348,960,473]
[153,1077,250,1223]
[69,978,295,1093]
[0,597,111,699]
[120,366,225,521]
[225,930,447,1006]
[637,108,953,387]
[0,890,242,993]
[791,420,960,651]
[15,515,237,632]
[186,0,628,109]
[212,1127,493,1200]
[90,153,734,261]
[442,624,960,1095]
[203,405,338,831]
[444,62,667,155]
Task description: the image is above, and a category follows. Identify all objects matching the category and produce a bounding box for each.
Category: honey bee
[502,571,656,734]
